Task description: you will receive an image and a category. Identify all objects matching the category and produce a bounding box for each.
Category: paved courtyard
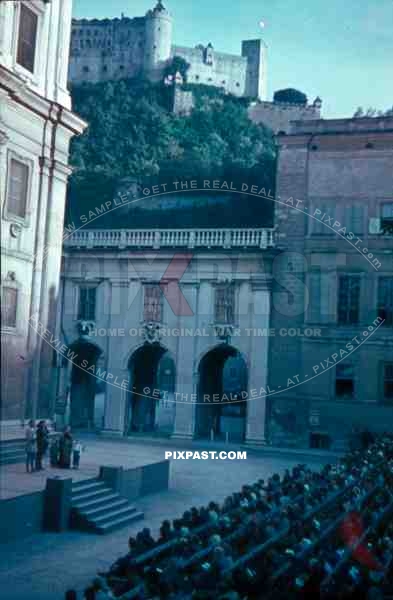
[0,437,335,600]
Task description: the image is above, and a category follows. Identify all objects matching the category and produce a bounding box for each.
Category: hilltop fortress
[68,0,267,99]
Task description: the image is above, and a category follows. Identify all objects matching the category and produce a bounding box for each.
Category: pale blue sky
[73,0,393,118]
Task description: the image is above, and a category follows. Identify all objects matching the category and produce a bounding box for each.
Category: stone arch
[68,338,103,429]
[195,343,248,441]
[125,342,176,434]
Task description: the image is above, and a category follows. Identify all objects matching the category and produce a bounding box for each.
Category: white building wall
[0,0,86,429]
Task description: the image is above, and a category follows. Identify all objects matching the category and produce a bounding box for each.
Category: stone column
[245,281,271,446]
[171,285,198,439]
[103,281,130,435]
[35,156,71,418]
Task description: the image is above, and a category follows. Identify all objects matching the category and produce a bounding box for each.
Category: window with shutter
[143,285,162,322]
[78,287,96,321]
[6,159,29,219]
[215,286,235,324]
[312,204,335,235]
[344,205,364,235]
[337,275,360,325]
[377,277,393,325]
[17,4,38,73]
[1,286,18,328]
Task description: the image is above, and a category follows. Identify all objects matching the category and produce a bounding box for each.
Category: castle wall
[69,18,146,84]
[67,4,266,100]
[172,45,247,97]
[248,101,321,134]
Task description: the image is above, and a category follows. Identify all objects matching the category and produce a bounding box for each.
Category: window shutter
[7,159,28,218]
[307,273,321,322]
[352,205,364,234]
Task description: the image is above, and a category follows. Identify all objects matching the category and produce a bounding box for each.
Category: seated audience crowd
[66,434,393,600]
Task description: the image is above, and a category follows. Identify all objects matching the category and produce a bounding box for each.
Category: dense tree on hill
[163,55,191,82]
[67,78,277,225]
[273,88,308,105]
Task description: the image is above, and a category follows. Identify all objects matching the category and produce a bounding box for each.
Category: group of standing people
[25,422,83,472]
[25,419,49,473]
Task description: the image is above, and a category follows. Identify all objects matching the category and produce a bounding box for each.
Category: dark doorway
[196,345,247,441]
[127,344,169,433]
[70,340,102,428]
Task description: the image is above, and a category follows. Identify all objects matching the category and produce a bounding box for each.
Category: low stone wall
[0,460,170,543]
[100,460,170,501]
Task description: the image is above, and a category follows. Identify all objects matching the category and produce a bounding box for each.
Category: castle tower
[144,1,173,81]
[242,39,267,100]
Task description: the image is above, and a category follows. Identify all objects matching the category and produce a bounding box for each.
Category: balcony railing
[63,228,276,250]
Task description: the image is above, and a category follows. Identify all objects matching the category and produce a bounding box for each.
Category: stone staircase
[70,478,144,534]
[0,439,25,466]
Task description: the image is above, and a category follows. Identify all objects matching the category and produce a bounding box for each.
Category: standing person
[72,439,83,469]
[36,421,49,470]
[59,426,73,468]
[25,420,36,473]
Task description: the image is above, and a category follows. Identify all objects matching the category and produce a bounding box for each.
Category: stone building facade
[60,225,276,443]
[68,1,267,100]
[248,97,322,134]
[0,0,85,433]
[268,117,393,449]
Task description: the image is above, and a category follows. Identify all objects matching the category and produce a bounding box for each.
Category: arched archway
[69,339,102,429]
[126,344,176,434]
[196,345,248,441]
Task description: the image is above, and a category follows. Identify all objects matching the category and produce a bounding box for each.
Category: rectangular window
[377,277,393,326]
[143,285,162,323]
[337,275,360,325]
[381,203,393,234]
[78,287,96,321]
[307,273,321,322]
[344,205,364,235]
[17,4,38,73]
[383,363,393,404]
[215,285,235,324]
[1,287,18,328]
[335,364,354,400]
[311,204,335,235]
[6,159,29,219]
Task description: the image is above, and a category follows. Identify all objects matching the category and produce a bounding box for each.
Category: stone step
[81,497,129,520]
[71,486,113,503]
[0,441,25,466]
[95,509,144,534]
[93,504,139,525]
[72,491,120,512]
[71,479,107,495]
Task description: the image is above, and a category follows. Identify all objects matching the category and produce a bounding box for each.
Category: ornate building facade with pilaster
[0,0,86,434]
[60,224,276,444]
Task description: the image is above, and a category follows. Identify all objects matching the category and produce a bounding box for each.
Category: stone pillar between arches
[245,285,271,446]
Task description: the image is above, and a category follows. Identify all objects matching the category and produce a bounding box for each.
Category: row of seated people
[78,435,393,600]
